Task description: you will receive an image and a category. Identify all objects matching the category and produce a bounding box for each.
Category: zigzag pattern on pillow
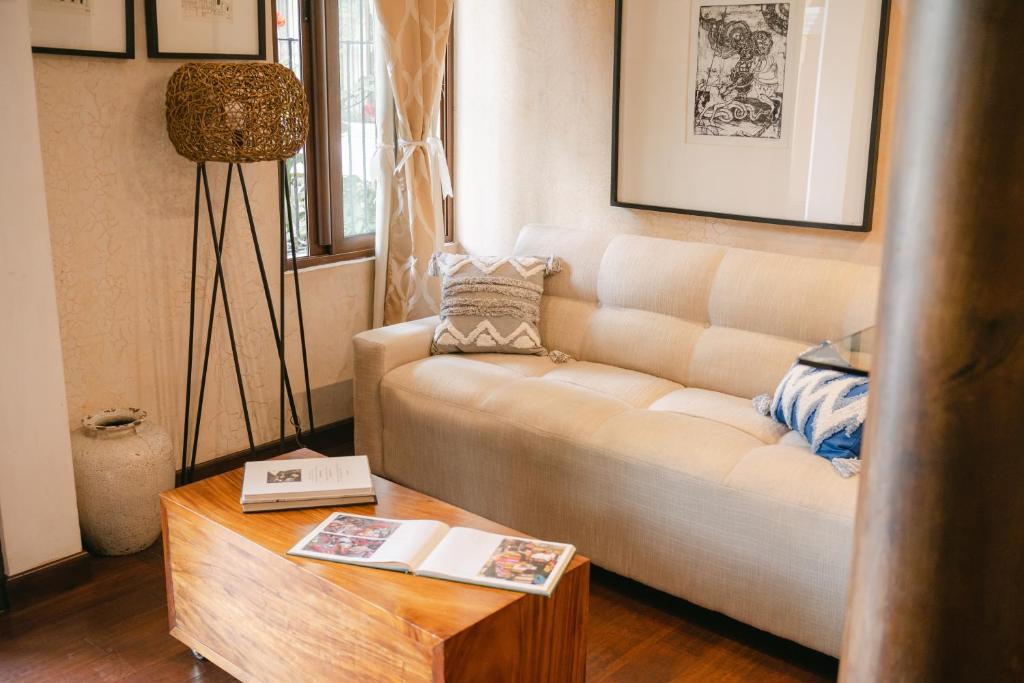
[770,365,868,453]
[428,251,559,356]
[443,255,549,278]
[429,252,560,278]
[433,318,542,350]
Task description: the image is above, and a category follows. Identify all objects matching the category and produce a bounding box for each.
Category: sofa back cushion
[513,225,879,399]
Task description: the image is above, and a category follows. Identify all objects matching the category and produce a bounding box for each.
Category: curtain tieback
[395,136,453,199]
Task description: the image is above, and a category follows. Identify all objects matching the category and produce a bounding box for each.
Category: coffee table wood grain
[160,470,589,682]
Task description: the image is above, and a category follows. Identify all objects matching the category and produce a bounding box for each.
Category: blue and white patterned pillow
[756,364,869,477]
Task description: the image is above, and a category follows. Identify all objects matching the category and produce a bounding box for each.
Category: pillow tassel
[545,255,562,275]
[830,457,861,478]
[427,251,443,277]
[752,393,771,416]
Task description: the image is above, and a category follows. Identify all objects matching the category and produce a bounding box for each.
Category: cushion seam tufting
[644,407,780,445]
[540,375,681,409]
[466,356,560,378]
[478,376,636,412]
[387,357,680,411]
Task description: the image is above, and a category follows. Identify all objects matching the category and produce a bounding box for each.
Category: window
[275,0,453,266]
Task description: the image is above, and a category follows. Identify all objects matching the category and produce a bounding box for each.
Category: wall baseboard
[189,418,354,482]
[3,550,91,612]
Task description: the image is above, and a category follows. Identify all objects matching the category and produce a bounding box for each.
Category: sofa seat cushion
[382,355,635,441]
[479,378,633,441]
[649,388,790,444]
[381,354,528,408]
[541,362,682,408]
[461,353,561,377]
[591,410,764,483]
[382,356,683,412]
[726,438,859,519]
[382,356,855,516]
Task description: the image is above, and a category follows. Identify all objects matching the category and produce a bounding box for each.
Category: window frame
[441,9,455,244]
[272,0,453,268]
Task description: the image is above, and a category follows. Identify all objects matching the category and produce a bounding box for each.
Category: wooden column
[840,1,1024,680]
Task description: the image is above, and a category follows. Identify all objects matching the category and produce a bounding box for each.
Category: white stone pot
[70,408,174,556]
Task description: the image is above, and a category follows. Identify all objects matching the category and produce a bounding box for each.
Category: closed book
[241,455,373,505]
[242,494,377,513]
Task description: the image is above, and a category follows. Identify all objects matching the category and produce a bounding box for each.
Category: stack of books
[240,451,376,512]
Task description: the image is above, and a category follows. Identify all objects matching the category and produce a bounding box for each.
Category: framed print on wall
[30,0,134,58]
[611,0,891,232]
[145,0,266,59]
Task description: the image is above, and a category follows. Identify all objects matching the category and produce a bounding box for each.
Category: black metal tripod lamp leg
[179,159,321,485]
[277,162,287,448]
[202,165,257,458]
[179,166,202,486]
[280,161,316,433]
[184,163,257,484]
[234,163,304,441]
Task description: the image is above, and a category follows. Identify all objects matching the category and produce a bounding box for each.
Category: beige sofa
[353,225,878,656]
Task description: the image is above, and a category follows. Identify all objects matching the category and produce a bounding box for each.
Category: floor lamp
[166,63,315,485]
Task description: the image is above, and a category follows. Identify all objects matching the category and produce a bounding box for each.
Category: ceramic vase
[70,408,174,555]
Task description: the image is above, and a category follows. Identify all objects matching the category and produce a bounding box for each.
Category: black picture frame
[30,0,135,59]
[145,0,267,60]
[610,0,892,233]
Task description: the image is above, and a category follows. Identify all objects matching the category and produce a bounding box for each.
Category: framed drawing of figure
[611,0,891,231]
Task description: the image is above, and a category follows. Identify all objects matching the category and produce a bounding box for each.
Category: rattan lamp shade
[165,63,309,163]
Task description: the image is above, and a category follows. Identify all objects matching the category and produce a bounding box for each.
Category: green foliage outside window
[343,174,376,237]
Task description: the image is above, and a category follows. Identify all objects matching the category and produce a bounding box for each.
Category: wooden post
[840,1,1024,680]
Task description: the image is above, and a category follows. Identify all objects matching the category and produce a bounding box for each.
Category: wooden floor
[0,541,836,682]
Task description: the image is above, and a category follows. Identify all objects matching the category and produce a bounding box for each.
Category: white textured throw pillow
[427,253,560,355]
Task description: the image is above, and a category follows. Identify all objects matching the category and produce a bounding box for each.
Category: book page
[415,528,575,595]
[288,513,448,571]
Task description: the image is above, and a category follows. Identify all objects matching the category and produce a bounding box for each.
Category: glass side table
[796,326,875,377]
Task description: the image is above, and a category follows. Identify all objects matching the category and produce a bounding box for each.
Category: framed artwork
[611,0,891,232]
[145,0,266,59]
[30,0,134,58]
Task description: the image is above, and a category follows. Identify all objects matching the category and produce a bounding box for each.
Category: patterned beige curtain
[373,0,454,325]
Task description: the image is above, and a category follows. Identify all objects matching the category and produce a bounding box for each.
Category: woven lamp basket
[165,62,309,163]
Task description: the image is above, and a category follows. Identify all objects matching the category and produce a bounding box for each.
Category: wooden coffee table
[160,468,589,682]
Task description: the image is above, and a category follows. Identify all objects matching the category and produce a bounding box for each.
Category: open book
[287,512,575,596]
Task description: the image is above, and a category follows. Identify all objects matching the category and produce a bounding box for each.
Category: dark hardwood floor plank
[587,568,837,683]
[119,648,235,683]
[586,578,676,676]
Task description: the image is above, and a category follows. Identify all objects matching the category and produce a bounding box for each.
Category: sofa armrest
[353,316,438,473]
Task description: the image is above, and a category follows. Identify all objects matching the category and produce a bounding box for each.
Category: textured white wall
[32,4,374,466]
[454,0,904,265]
[0,0,83,576]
